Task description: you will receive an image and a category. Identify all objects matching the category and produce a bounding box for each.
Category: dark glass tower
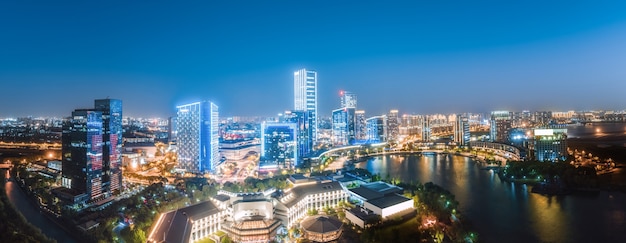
[95,99,123,195]
[62,99,122,202]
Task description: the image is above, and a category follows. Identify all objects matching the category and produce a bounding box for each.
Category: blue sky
[1,1,626,117]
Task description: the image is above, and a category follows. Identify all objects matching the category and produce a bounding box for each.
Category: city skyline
[2,1,626,117]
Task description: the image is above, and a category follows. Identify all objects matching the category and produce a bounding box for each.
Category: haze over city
[2,1,626,118]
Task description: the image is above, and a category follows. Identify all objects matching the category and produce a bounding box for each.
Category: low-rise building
[148,201,224,243]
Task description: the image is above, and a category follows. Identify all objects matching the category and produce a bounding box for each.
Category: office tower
[386,110,399,142]
[490,111,512,143]
[533,128,568,162]
[294,69,318,143]
[355,110,367,140]
[261,122,298,168]
[331,107,356,146]
[168,116,177,143]
[400,114,420,136]
[366,116,386,142]
[94,99,123,196]
[454,115,470,147]
[283,110,312,162]
[420,115,431,142]
[340,90,357,108]
[176,101,219,173]
[62,99,122,203]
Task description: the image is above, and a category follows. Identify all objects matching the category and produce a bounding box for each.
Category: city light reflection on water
[357,154,626,243]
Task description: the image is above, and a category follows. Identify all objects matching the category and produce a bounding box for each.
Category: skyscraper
[386,110,400,142]
[366,116,386,142]
[340,90,357,108]
[294,69,318,143]
[283,110,312,161]
[261,122,298,168]
[332,107,356,146]
[62,99,122,203]
[355,110,367,140]
[454,115,470,147]
[490,111,512,143]
[176,101,219,173]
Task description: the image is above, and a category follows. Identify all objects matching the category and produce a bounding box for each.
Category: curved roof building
[301,216,343,243]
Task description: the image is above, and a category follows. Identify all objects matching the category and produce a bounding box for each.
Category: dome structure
[300,216,343,242]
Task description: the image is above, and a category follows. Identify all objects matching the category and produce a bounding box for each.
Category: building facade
[386,110,399,142]
[294,69,318,143]
[340,90,357,109]
[366,116,386,143]
[454,115,470,147]
[61,99,123,202]
[355,110,367,141]
[534,128,568,162]
[331,107,356,146]
[176,101,219,173]
[490,111,512,143]
[261,122,298,168]
[283,110,312,160]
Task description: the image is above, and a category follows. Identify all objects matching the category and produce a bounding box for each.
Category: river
[357,154,626,243]
[2,169,77,243]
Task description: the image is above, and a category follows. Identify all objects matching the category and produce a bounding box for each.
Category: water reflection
[357,154,626,243]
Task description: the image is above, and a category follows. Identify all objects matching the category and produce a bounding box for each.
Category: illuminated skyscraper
[340,90,357,108]
[366,116,386,142]
[420,115,431,142]
[176,101,219,173]
[62,99,122,202]
[283,110,312,162]
[294,69,318,143]
[490,111,512,143]
[454,115,470,147]
[386,110,400,142]
[261,122,298,168]
[355,110,367,140]
[332,107,356,146]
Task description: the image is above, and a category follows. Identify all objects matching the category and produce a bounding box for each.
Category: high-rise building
[386,110,399,142]
[420,115,431,142]
[355,110,367,140]
[94,99,123,197]
[366,116,386,142]
[62,99,122,203]
[340,90,357,108]
[454,115,470,147]
[283,110,312,161]
[294,69,318,143]
[261,122,298,168]
[533,128,568,162]
[490,111,512,143]
[176,101,219,173]
[332,107,356,146]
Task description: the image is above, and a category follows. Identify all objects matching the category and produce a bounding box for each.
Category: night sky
[1,1,626,118]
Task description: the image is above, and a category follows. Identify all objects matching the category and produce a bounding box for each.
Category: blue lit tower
[366,116,386,143]
[94,99,123,195]
[332,107,356,146]
[294,69,318,143]
[261,122,298,168]
[62,98,123,202]
[454,114,470,147]
[283,110,312,162]
[176,101,219,173]
[62,109,104,201]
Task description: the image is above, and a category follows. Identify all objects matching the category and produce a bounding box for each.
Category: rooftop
[301,216,343,234]
[148,201,220,243]
[281,181,343,208]
[366,194,412,209]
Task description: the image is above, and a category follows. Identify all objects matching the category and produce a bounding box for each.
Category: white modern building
[294,68,318,143]
[346,182,414,227]
[148,201,225,243]
[176,101,219,173]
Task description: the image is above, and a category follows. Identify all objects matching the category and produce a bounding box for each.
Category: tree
[131,229,147,243]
